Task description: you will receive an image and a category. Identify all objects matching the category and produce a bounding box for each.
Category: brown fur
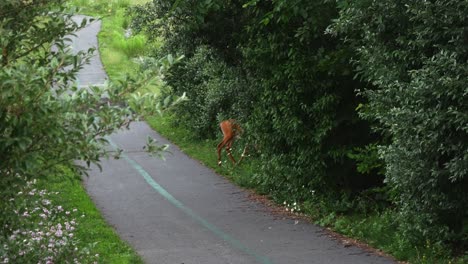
[216,119,246,166]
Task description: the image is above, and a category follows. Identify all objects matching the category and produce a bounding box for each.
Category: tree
[130,0,383,203]
[240,0,381,200]
[332,0,468,244]
[0,0,183,214]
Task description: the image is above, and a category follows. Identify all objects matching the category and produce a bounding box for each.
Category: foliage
[0,0,181,186]
[239,0,381,201]
[332,0,468,246]
[129,0,245,63]
[130,0,381,200]
[66,0,135,16]
[130,0,467,260]
[42,167,144,263]
[0,177,98,264]
[164,46,254,138]
[0,1,184,257]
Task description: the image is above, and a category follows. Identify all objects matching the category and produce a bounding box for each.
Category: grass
[97,8,141,80]
[97,3,161,93]
[39,169,144,263]
[68,0,160,92]
[68,0,148,16]
[146,114,258,189]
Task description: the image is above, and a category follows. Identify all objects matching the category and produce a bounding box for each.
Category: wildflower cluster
[0,179,98,264]
[283,201,301,214]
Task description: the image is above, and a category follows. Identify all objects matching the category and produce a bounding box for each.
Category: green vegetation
[332,0,468,249]
[43,168,144,263]
[0,0,172,262]
[67,0,153,81]
[3,0,461,263]
[147,114,256,188]
[126,0,467,263]
[97,9,143,80]
[148,106,466,264]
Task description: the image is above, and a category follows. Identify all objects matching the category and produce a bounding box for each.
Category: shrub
[165,46,254,138]
[332,0,468,245]
[131,1,381,200]
[0,1,183,238]
[240,0,381,201]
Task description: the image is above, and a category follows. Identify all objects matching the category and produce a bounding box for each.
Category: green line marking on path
[108,139,273,264]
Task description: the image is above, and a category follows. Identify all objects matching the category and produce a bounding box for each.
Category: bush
[0,0,180,235]
[240,0,381,201]
[131,1,382,199]
[166,46,254,138]
[332,0,468,245]
[129,0,467,259]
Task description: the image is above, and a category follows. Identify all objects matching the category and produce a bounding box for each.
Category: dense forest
[130,0,467,260]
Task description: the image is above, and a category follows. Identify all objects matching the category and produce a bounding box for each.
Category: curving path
[73,16,397,264]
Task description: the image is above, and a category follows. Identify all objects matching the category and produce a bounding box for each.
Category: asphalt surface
[73,15,397,264]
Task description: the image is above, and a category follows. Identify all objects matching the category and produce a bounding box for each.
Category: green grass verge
[68,0,161,93]
[97,8,141,80]
[40,168,143,263]
[96,3,161,93]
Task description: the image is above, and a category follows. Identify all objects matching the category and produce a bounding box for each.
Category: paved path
[73,16,396,264]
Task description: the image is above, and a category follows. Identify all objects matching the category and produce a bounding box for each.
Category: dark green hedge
[332,0,468,245]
